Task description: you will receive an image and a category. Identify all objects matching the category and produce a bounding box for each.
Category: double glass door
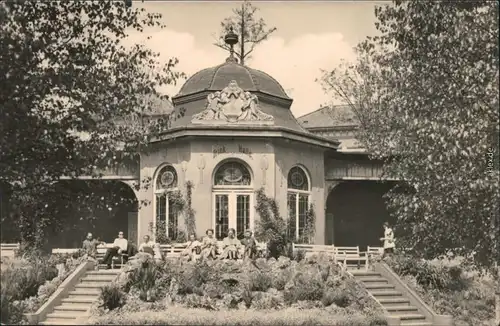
[214,193,252,240]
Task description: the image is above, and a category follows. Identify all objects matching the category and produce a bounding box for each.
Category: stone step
[359,277,388,284]
[61,297,96,304]
[399,322,432,326]
[386,305,419,315]
[45,312,84,320]
[81,275,116,282]
[54,304,91,312]
[39,319,78,325]
[351,271,382,278]
[364,284,396,291]
[370,290,402,297]
[397,314,427,321]
[75,283,106,289]
[69,288,101,296]
[378,297,411,307]
[86,270,120,276]
[78,280,111,287]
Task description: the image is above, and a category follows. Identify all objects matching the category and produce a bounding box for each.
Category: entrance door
[214,193,252,240]
[128,212,138,244]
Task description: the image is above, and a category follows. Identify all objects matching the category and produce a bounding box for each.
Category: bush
[284,273,324,304]
[254,189,293,259]
[0,254,59,324]
[248,272,272,292]
[109,253,382,318]
[99,284,126,311]
[125,259,164,301]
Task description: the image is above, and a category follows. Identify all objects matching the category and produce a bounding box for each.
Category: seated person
[82,232,104,261]
[180,233,201,261]
[220,228,241,260]
[99,231,128,269]
[138,235,156,256]
[241,230,257,260]
[200,229,218,260]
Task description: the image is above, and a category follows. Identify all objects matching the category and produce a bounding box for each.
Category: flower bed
[90,253,387,325]
[0,252,85,325]
[385,254,495,326]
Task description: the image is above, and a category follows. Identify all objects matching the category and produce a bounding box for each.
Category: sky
[124,1,384,117]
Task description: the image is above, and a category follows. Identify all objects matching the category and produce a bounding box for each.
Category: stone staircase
[350,270,432,326]
[39,269,120,325]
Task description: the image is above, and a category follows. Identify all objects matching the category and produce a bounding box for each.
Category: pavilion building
[0,35,396,250]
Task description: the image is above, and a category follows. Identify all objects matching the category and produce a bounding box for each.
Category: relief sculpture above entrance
[191,80,274,125]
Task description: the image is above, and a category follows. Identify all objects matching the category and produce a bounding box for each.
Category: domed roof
[174,61,291,100]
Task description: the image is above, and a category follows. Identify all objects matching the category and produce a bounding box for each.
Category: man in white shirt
[100,231,128,269]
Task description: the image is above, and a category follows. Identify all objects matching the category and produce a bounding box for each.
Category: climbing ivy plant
[184,181,196,236]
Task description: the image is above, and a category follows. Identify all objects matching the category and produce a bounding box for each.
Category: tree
[0,1,183,248]
[213,0,276,65]
[320,1,499,322]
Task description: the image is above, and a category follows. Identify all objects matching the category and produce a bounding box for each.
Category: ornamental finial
[224,26,239,63]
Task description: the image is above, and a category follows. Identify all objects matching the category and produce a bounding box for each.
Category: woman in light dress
[380,222,395,258]
[200,229,218,260]
[219,228,241,260]
[180,233,201,261]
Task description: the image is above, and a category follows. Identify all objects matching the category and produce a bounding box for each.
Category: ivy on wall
[184,181,196,237]
[301,204,316,244]
[149,182,196,244]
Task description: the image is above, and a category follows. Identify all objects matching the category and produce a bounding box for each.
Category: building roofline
[152,125,340,149]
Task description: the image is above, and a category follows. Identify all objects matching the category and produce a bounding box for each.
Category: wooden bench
[52,245,127,268]
[159,243,188,258]
[0,243,20,259]
[292,243,336,257]
[367,246,383,257]
[334,246,368,270]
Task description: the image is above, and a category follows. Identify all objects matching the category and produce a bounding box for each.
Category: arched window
[212,161,253,240]
[155,165,179,240]
[287,166,311,240]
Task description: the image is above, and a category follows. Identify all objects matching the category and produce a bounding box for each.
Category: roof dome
[174,61,291,100]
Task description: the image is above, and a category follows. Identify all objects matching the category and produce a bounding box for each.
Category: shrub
[284,273,324,304]
[254,189,293,259]
[248,272,272,292]
[99,284,126,311]
[125,259,164,301]
[0,254,59,324]
[176,261,214,295]
[293,249,305,262]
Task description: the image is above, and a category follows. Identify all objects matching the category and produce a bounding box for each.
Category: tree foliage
[0,1,183,246]
[213,0,276,65]
[321,1,499,271]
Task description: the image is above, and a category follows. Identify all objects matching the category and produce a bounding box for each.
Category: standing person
[220,228,241,260]
[200,229,218,260]
[241,230,257,260]
[100,231,128,269]
[380,222,395,258]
